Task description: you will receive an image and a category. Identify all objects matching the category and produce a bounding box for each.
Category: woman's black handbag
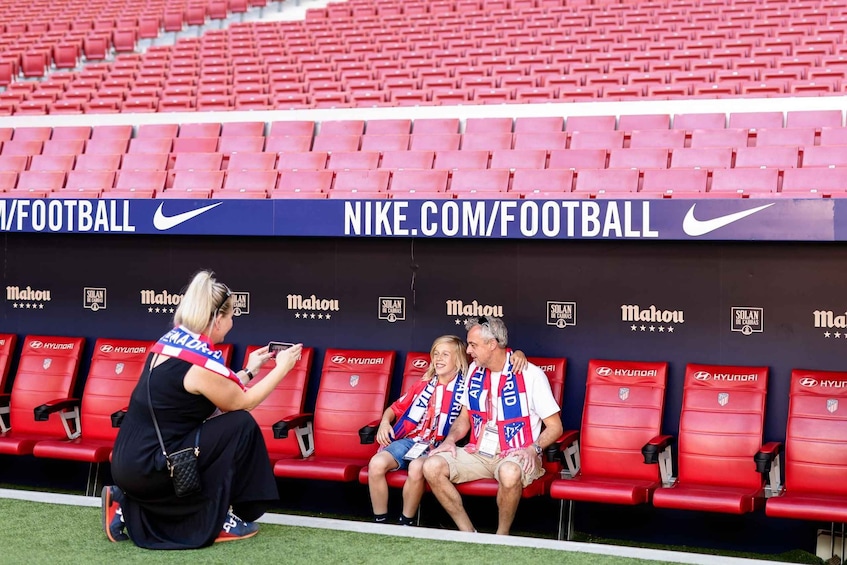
[164,429,202,497]
[147,358,202,497]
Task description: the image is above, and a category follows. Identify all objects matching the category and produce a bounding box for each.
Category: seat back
[80,339,152,441]
[10,335,85,435]
[580,360,667,480]
[314,349,395,459]
[401,351,431,394]
[678,363,769,488]
[784,369,847,497]
[244,345,314,459]
[528,357,567,406]
[0,333,17,392]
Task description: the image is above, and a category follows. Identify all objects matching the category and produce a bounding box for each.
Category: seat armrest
[272,412,313,439]
[359,419,381,444]
[642,434,674,464]
[110,407,128,428]
[754,441,783,474]
[547,429,579,461]
[34,398,80,421]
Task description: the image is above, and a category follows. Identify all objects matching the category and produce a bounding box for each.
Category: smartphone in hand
[268,341,295,357]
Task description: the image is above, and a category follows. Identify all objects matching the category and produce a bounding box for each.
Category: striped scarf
[466,351,533,451]
[151,325,245,391]
[392,371,466,444]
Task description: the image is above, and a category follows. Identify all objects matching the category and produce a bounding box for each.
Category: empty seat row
[4,167,846,200]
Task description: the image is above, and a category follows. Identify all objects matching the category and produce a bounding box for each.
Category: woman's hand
[246,345,274,375]
[511,349,528,373]
[273,343,303,375]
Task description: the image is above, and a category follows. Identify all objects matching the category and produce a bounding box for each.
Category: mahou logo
[288,293,339,321]
[446,299,504,325]
[621,304,684,334]
[813,310,847,340]
[140,289,183,314]
[7,285,52,310]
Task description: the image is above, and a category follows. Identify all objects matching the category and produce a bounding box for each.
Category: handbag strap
[146,354,170,460]
[146,353,202,461]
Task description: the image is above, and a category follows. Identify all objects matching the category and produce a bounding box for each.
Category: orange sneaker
[101,485,128,542]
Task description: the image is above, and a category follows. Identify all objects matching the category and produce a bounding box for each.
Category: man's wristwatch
[531,442,542,456]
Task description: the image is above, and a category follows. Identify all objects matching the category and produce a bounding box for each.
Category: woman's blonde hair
[422,335,469,381]
[173,270,232,334]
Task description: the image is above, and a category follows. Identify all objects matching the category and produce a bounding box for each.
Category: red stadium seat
[801,146,847,168]
[689,129,750,148]
[765,369,847,526]
[277,170,332,195]
[327,151,380,171]
[670,148,733,169]
[781,168,847,197]
[786,110,843,129]
[228,152,276,171]
[269,121,315,137]
[566,115,616,132]
[413,119,460,134]
[549,149,607,170]
[64,171,115,191]
[550,359,668,540]
[490,150,547,171]
[223,170,279,193]
[31,339,153,494]
[273,349,395,482]
[121,153,168,172]
[729,112,785,130]
[264,136,314,154]
[511,169,574,196]
[651,363,772,515]
[312,134,361,152]
[673,113,727,130]
[569,131,625,150]
[333,170,391,194]
[365,120,412,135]
[0,334,18,431]
[754,128,816,147]
[388,169,449,195]
[513,132,568,151]
[449,169,510,194]
[710,168,779,195]
[410,134,461,151]
[0,335,86,456]
[574,169,639,196]
[734,147,800,169]
[435,150,489,171]
[243,345,315,464]
[608,148,670,170]
[277,151,328,171]
[380,151,434,170]
[360,135,411,152]
[629,130,687,149]
[618,114,671,131]
[172,153,223,172]
[641,169,708,196]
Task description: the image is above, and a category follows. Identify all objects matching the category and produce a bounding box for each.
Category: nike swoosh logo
[152,202,223,231]
[682,203,775,237]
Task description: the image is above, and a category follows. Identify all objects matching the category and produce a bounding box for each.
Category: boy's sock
[374,513,388,523]
[398,514,415,526]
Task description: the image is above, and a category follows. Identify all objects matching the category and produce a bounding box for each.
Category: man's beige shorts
[432,448,545,487]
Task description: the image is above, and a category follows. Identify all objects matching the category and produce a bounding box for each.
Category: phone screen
[268,341,294,356]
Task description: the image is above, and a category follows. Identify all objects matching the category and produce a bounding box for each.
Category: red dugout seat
[32,338,152,494]
[243,345,314,464]
[453,357,567,499]
[651,363,773,515]
[273,349,395,482]
[0,335,85,456]
[0,334,19,432]
[549,359,668,540]
[765,369,847,524]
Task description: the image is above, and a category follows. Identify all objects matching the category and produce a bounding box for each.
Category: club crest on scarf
[466,351,533,451]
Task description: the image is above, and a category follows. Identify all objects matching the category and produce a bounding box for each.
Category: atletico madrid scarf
[151,325,245,391]
[392,372,466,444]
[466,351,533,451]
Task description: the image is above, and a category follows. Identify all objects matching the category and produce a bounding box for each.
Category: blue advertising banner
[0,197,839,240]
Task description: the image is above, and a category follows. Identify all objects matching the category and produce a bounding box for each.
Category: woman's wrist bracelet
[244,368,254,381]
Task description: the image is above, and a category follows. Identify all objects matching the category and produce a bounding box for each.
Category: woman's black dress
[111,356,279,549]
